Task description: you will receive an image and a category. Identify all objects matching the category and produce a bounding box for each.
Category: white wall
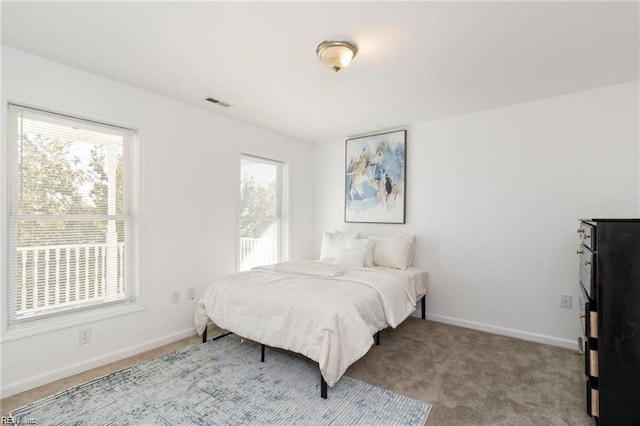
[0,47,314,397]
[314,81,640,348]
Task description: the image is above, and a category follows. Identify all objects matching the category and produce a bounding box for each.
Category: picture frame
[345,130,406,224]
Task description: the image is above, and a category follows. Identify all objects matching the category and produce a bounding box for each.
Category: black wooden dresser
[577,219,640,424]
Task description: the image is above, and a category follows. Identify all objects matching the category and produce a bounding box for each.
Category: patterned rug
[12,336,431,425]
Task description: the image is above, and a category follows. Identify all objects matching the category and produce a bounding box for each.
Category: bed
[193,233,426,398]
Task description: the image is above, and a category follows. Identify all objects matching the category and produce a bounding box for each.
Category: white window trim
[2,102,143,340]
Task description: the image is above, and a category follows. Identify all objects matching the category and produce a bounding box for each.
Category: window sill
[1,301,144,343]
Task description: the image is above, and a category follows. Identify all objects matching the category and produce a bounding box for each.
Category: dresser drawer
[578,247,595,299]
[589,347,599,378]
[584,339,599,378]
[579,222,596,251]
[589,311,598,339]
[579,288,598,338]
[587,379,599,418]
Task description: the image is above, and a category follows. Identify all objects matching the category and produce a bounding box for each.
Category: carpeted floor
[347,318,592,425]
[1,319,592,425]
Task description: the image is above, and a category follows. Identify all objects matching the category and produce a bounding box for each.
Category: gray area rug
[12,336,431,425]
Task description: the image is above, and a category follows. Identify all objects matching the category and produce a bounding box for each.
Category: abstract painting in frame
[345,130,406,223]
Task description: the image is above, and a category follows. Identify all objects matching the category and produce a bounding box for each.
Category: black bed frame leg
[203,325,232,343]
[421,295,426,320]
[261,344,265,362]
[320,375,327,399]
[375,331,380,346]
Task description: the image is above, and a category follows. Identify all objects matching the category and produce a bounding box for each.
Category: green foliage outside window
[17,131,123,247]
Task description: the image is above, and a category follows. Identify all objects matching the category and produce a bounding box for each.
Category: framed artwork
[345,130,406,223]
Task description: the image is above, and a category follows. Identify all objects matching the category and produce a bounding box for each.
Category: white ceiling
[2,1,638,144]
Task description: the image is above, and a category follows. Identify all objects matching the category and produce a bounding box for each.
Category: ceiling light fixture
[316,40,358,72]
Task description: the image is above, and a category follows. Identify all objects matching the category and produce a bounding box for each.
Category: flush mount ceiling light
[316,40,358,72]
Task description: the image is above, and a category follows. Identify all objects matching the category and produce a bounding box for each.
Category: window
[239,155,286,271]
[6,104,137,325]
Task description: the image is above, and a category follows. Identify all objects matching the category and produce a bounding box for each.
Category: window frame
[2,103,142,339]
[238,154,288,271]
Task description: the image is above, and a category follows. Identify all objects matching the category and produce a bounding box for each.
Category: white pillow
[371,234,415,269]
[319,231,358,260]
[335,246,367,268]
[345,237,375,267]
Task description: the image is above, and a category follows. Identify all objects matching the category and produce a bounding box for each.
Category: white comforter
[193,261,426,386]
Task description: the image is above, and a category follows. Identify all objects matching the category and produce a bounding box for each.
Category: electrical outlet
[79,328,92,345]
[187,287,196,301]
[171,290,181,304]
[560,294,572,309]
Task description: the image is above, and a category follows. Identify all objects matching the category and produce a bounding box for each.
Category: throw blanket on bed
[193,261,416,387]
[270,261,413,328]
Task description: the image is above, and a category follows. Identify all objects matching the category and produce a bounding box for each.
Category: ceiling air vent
[205,97,231,108]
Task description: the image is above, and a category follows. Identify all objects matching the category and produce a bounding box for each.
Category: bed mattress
[193,260,426,386]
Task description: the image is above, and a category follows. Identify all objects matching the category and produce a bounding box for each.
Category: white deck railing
[240,237,277,271]
[16,243,125,313]
[16,238,275,314]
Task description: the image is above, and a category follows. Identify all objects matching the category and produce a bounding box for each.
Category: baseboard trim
[424,313,578,350]
[1,328,197,399]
